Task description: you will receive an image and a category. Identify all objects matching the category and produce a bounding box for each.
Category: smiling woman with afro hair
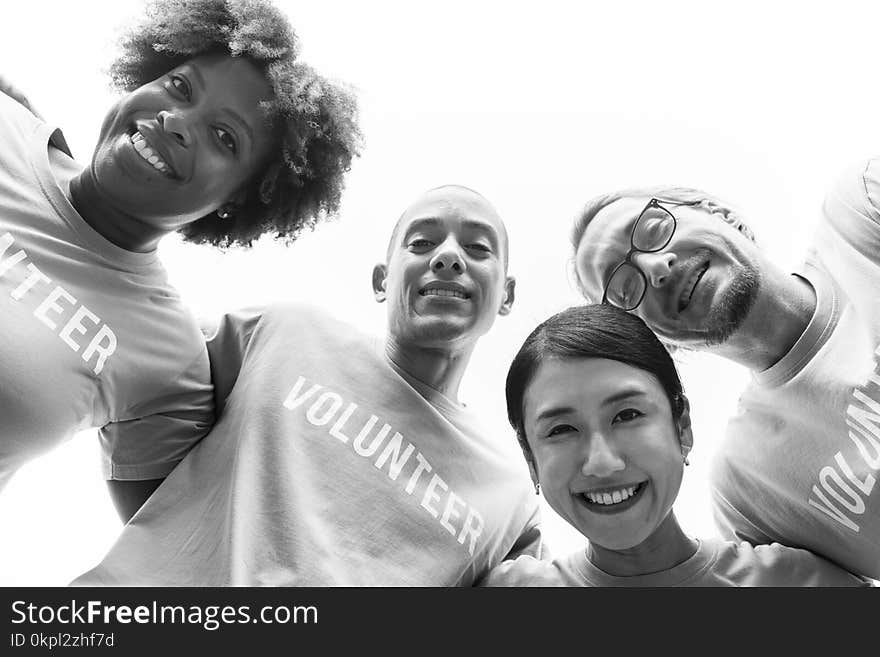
[0,0,362,530]
[110,0,362,247]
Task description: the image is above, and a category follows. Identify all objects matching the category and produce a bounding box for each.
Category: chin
[592,529,652,552]
[702,270,761,346]
[412,319,475,344]
[577,507,658,550]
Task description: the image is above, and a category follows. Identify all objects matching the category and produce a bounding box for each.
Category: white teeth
[423,288,467,299]
[585,484,640,505]
[130,131,171,175]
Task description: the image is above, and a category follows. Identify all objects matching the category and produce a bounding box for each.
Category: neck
[384,334,475,403]
[708,271,816,372]
[69,169,164,253]
[587,512,698,577]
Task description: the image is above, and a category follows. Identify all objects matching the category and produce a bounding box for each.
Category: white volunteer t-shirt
[74,304,541,585]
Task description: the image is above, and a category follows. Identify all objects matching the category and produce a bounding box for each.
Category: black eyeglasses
[601,198,698,311]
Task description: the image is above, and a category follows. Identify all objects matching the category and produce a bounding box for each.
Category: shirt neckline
[753,263,839,388]
[30,121,159,270]
[569,538,719,586]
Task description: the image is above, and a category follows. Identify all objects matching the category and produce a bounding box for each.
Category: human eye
[214,126,237,154]
[408,238,435,251]
[612,408,644,424]
[622,272,642,302]
[466,242,492,255]
[635,212,673,250]
[168,74,191,100]
[545,424,576,439]
[608,267,640,307]
[641,218,664,238]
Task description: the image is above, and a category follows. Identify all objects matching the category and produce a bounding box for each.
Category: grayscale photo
[0,0,877,593]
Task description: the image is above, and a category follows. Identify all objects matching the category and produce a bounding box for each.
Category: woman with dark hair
[0,0,360,520]
[489,304,866,586]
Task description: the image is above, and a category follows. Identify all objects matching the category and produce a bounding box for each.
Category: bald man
[73,185,541,586]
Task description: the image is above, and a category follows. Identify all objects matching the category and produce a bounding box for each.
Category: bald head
[374,183,516,351]
[386,185,510,267]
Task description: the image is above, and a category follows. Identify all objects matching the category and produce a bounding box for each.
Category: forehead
[523,357,663,435]
[574,197,653,296]
[180,54,273,99]
[398,189,507,240]
[528,356,655,404]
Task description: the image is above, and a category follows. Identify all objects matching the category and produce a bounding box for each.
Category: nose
[429,238,466,275]
[580,434,625,478]
[633,250,676,288]
[157,109,192,146]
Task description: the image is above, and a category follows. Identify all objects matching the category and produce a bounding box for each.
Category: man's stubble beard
[702,263,761,347]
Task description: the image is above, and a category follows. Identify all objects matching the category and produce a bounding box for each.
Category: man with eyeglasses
[570,169,880,580]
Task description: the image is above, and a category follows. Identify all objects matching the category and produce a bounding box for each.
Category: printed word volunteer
[1,232,116,374]
[809,347,880,532]
[284,375,487,555]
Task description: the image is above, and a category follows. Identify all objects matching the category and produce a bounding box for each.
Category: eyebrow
[404,218,500,243]
[532,388,649,423]
[534,405,578,424]
[600,388,649,406]
[186,64,255,151]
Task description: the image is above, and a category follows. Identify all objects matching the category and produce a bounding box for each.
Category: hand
[0,74,42,120]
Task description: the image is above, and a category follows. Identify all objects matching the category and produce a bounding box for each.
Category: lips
[676,261,709,313]
[419,282,471,300]
[128,126,180,179]
[574,481,648,515]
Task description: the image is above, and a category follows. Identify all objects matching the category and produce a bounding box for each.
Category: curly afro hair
[109,0,362,247]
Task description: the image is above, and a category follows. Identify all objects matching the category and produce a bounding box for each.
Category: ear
[372,263,388,303]
[526,456,539,490]
[498,276,516,316]
[676,394,694,461]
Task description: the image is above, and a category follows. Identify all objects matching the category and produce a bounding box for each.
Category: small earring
[684,456,690,466]
[217,206,233,220]
[534,482,541,495]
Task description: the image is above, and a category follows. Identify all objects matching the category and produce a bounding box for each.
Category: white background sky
[0,0,878,585]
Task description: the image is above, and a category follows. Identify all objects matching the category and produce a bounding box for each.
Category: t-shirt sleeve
[821,158,880,263]
[99,348,214,481]
[747,544,871,587]
[481,555,564,587]
[710,480,775,547]
[203,307,265,414]
[503,505,546,561]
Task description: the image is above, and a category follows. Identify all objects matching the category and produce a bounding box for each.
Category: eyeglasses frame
[600,198,701,311]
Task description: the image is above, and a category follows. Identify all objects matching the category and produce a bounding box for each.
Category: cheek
[535,449,574,494]
[639,439,683,488]
[189,156,252,206]
[474,266,505,299]
[199,151,240,184]
[384,268,415,305]
[634,298,672,332]
[112,87,161,123]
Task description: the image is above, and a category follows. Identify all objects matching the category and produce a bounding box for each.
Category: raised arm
[0,74,42,119]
